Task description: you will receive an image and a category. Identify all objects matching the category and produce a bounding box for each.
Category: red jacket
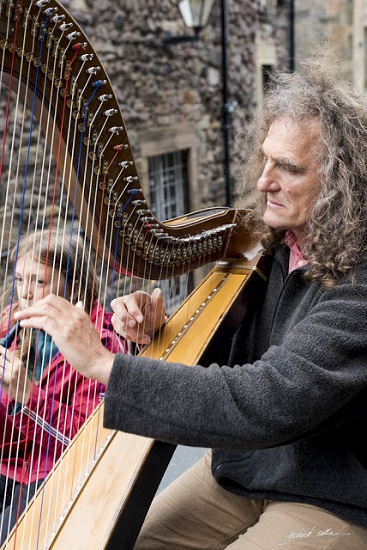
[0,301,126,483]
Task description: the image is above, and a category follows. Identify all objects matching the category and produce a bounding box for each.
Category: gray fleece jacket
[104,246,367,528]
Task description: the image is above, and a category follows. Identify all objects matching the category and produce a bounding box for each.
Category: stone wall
[0,0,289,289]
[295,0,354,81]
[63,0,290,208]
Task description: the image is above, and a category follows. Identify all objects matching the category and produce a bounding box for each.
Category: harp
[0,0,266,547]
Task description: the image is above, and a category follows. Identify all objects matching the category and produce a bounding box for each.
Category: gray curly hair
[236,50,367,287]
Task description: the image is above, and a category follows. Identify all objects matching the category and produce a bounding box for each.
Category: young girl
[0,229,127,544]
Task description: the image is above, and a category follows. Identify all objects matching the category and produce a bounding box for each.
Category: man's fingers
[18,314,50,330]
[150,288,162,313]
[112,294,147,325]
[111,312,129,335]
[110,289,166,344]
[151,287,162,300]
[111,296,142,325]
[149,287,167,331]
[111,313,151,344]
[15,294,68,321]
[14,296,88,348]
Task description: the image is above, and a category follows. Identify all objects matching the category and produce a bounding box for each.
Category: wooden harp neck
[0,0,255,279]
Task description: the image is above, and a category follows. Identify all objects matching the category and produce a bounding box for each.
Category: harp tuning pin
[87,66,101,74]
[127,188,141,195]
[45,7,58,15]
[114,144,129,151]
[60,22,73,31]
[73,42,87,51]
[99,94,113,102]
[36,0,50,7]
[104,108,118,117]
[80,53,94,61]
[131,200,147,206]
[124,176,138,183]
[67,31,81,41]
[118,160,133,169]
[52,14,65,23]
[109,126,124,134]
[92,79,107,88]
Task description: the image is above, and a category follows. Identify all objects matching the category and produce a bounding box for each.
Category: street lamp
[163,0,232,205]
[163,0,216,43]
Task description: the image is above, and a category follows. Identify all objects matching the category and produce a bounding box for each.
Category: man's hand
[0,347,31,404]
[111,288,167,345]
[14,295,114,386]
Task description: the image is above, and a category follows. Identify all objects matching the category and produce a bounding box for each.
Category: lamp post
[164,0,232,205]
[288,0,295,71]
[220,0,232,206]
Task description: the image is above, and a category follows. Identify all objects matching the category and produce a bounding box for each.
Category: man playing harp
[15,53,367,549]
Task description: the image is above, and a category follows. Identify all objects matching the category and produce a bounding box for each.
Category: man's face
[257,116,321,246]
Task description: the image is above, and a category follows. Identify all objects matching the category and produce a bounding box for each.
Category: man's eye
[15,276,22,283]
[282,163,300,175]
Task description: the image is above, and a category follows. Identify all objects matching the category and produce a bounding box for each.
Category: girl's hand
[0,346,31,404]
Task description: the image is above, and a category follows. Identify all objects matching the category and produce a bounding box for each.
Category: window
[148,149,193,313]
[149,150,189,219]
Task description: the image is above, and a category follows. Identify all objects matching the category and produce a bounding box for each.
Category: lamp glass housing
[178,0,216,29]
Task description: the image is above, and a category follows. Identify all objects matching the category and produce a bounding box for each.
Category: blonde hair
[11,229,99,309]
[9,229,99,361]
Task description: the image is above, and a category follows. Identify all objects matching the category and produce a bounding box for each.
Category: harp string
[1,5,59,545]
[5,9,111,546]
[0,1,255,546]
[0,3,129,544]
[18,13,79,517]
[0,2,23,191]
[0,7,28,516]
[0,4,27,324]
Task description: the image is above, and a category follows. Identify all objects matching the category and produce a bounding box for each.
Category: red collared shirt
[284,230,308,273]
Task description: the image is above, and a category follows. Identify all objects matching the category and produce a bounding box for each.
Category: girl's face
[15,254,71,309]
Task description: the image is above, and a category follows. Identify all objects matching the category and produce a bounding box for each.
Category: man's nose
[257,163,280,193]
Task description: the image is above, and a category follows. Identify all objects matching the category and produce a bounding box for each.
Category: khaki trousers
[135,451,367,550]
